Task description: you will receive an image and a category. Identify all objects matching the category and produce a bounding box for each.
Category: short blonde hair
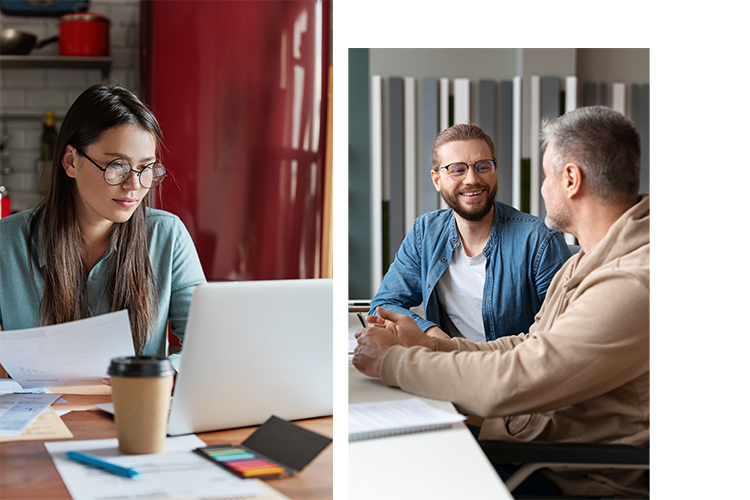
[432,123,495,170]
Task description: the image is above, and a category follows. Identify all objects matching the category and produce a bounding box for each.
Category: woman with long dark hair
[0,83,205,371]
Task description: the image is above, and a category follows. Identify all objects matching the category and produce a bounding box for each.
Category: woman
[0,83,206,371]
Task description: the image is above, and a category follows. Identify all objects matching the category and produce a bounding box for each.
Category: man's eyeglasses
[435,159,496,181]
[77,149,167,189]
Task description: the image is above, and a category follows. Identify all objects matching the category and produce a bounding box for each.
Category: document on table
[0,408,73,442]
[349,398,466,441]
[0,393,62,437]
[45,434,264,500]
[0,310,135,389]
[348,340,357,354]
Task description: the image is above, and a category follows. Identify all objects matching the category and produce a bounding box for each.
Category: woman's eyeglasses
[77,149,167,189]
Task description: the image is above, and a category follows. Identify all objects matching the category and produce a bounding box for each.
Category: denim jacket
[370,202,571,340]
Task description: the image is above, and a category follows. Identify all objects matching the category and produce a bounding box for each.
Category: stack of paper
[0,379,74,442]
[0,392,62,438]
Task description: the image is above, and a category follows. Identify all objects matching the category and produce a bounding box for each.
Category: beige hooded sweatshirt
[380,194,650,497]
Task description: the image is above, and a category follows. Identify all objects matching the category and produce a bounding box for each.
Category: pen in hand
[66,451,140,478]
[357,313,368,328]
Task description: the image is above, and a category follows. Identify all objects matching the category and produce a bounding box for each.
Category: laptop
[98,279,333,434]
[164,278,333,435]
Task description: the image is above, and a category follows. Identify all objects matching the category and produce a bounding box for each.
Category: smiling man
[355,107,649,496]
[369,123,571,341]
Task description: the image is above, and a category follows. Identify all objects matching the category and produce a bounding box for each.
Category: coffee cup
[108,356,175,454]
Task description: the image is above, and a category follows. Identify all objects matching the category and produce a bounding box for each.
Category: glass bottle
[40,110,58,161]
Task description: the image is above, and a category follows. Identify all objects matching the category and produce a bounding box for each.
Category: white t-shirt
[435,242,486,342]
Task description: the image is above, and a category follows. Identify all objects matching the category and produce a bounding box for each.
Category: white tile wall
[0,0,140,212]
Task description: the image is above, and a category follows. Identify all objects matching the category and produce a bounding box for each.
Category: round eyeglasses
[436,159,496,181]
[76,149,167,189]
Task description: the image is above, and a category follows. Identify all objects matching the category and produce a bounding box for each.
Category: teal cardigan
[0,208,206,371]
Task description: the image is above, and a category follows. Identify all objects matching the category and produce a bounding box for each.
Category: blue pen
[66,451,140,478]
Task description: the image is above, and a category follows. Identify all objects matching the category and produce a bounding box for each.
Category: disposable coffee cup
[108,356,175,454]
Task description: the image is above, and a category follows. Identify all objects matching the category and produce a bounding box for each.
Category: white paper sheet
[0,393,62,436]
[45,434,263,500]
[0,310,135,389]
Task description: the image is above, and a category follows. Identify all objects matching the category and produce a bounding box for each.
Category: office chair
[478,440,649,499]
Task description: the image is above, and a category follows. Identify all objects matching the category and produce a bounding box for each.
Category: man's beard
[441,181,497,222]
[544,203,573,233]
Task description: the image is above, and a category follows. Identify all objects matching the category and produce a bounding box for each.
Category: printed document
[0,393,61,437]
[0,409,73,442]
[0,310,135,389]
[45,435,263,500]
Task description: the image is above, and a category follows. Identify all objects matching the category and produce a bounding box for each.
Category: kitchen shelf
[0,55,112,78]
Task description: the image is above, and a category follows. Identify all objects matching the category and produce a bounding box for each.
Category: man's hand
[363,307,435,349]
[425,326,451,339]
[352,326,402,377]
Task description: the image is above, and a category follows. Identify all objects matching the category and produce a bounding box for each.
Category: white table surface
[348,313,512,499]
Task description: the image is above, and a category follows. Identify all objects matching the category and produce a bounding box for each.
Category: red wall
[141,0,329,280]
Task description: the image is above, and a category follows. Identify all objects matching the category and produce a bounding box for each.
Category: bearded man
[369,123,571,341]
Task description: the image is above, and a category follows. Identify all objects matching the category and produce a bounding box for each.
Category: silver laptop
[164,279,332,435]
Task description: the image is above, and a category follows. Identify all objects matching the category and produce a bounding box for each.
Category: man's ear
[61,145,78,179]
[562,163,583,198]
[431,169,442,192]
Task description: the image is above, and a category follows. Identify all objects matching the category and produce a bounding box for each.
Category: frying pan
[0,28,58,55]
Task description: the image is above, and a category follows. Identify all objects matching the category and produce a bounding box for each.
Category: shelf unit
[0,55,112,78]
[0,55,113,211]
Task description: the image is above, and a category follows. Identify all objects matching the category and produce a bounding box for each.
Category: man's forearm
[425,325,450,339]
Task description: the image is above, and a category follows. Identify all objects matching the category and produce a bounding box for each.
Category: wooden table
[0,393,333,500]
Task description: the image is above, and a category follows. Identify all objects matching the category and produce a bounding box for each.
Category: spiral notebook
[348,398,466,441]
